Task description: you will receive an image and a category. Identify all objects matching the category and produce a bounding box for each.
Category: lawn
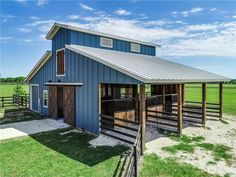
[185,84,236,116]
[140,154,217,177]
[0,128,129,177]
[0,83,29,97]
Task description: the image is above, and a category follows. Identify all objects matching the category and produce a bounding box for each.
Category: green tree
[13,85,26,95]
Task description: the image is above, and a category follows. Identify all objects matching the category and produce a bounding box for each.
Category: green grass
[162,143,195,154]
[185,85,236,116]
[0,128,129,177]
[169,134,205,144]
[0,83,29,97]
[140,154,217,177]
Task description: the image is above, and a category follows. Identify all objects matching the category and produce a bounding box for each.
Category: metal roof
[66,45,231,84]
[46,23,161,47]
[24,51,52,82]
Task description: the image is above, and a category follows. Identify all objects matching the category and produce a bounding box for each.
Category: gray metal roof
[66,44,231,84]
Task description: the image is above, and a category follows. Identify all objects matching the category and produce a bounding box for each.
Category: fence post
[202,83,206,127]
[2,97,4,108]
[134,146,138,177]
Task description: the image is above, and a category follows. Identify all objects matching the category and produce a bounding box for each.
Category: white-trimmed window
[100,37,113,48]
[43,90,48,108]
[56,49,65,76]
[131,43,140,53]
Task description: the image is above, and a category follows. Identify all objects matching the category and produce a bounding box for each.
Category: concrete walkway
[0,119,70,141]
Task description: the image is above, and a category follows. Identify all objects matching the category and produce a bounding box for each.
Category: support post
[219,82,223,119]
[177,84,183,134]
[133,85,139,122]
[162,85,165,112]
[181,84,185,105]
[202,83,206,127]
[139,84,146,155]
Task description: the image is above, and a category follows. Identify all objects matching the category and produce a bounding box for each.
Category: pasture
[0,83,29,97]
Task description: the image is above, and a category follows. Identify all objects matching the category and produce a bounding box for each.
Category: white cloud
[181,7,203,17]
[18,27,31,32]
[67,15,80,20]
[0,36,13,43]
[80,3,94,11]
[184,24,218,31]
[233,15,236,19]
[30,16,40,20]
[209,8,217,12]
[114,9,131,16]
[1,15,15,23]
[15,0,26,3]
[37,0,47,6]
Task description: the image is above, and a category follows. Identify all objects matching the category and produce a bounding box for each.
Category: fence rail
[0,94,29,108]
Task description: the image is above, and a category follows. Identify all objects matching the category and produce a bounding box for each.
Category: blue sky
[1,0,236,78]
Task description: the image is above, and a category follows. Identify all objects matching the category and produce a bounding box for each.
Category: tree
[13,85,26,95]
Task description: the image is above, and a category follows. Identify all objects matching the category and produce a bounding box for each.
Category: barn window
[56,49,65,76]
[100,37,113,48]
[131,43,140,53]
[43,90,48,108]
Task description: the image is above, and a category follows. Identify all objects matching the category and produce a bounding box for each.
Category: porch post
[181,84,185,105]
[219,82,223,119]
[202,83,206,127]
[177,84,183,134]
[139,84,146,155]
[133,85,139,122]
[162,85,165,111]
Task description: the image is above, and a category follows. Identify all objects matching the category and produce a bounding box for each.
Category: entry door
[63,86,75,126]
[31,85,39,112]
[49,86,57,119]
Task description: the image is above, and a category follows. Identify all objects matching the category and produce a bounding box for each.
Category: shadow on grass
[30,128,129,167]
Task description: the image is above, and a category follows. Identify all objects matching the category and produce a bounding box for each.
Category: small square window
[100,37,113,48]
[43,90,48,108]
[131,43,140,53]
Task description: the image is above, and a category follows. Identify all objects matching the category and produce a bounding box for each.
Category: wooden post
[162,85,165,112]
[139,84,146,155]
[177,84,183,134]
[2,97,4,108]
[202,83,206,127]
[219,82,223,119]
[133,85,139,122]
[134,145,138,177]
[181,84,185,105]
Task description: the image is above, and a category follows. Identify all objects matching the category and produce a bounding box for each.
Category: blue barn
[25,23,230,142]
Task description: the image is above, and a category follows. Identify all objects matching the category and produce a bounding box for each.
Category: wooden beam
[177,84,183,134]
[181,84,185,105]
[202,83,206,127]
[133,85,139,122]
[162,85,165,112]
[219,82,223,119]
[139,84,146,155]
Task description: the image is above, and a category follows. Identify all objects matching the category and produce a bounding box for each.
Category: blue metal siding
[29,49,141,134]
[68,29,156,56]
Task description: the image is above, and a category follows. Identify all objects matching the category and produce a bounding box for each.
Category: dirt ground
[146,116,236,177]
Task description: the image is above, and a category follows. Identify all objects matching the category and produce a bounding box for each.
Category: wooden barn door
[49,86,57,119]
[63,86,75,126]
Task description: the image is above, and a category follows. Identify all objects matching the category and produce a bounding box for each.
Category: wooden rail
[0,94,29,108]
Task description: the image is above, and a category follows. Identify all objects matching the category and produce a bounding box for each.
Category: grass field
[185,85,236,116]
[0,83,29,97]
[0,128,128,177]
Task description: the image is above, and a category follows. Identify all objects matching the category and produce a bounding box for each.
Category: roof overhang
[65,45,231,84]
[46,23,161,48]
[24,51,52,82]
[45,82,83,86]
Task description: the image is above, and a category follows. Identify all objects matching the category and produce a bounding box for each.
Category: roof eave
[24,51,52,82]
[46,23,161,47]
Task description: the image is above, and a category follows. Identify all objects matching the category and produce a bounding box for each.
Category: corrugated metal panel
[70,30,155,56]
[66,45,231,83]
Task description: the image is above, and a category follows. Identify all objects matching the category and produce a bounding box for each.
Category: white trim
[56,48,65,77]
[43,90,48,108]
[45,82,83,86]
[100,37,113,48]
[24,51,52,82]
[29,84,39,113]
[131,43,141,53]
[46,23,161,48]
